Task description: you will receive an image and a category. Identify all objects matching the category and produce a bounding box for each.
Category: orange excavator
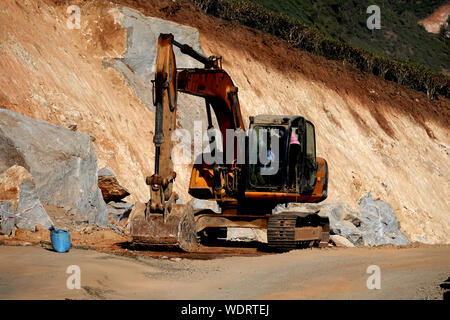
[130,34,329,252]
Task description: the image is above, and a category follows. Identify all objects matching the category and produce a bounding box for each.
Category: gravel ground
[0,244,448,300]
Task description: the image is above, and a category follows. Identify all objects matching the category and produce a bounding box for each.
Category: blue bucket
[50,228,71,253]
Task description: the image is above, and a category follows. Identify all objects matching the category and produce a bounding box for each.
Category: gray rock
[105,7,210,139]
[98,167,115,177]
[330,220,364,246]
[15,179,53,232]
[0,165,53,235]
[0,133,27,174]
[0,109,108,227]
[111,224,123,234]
[108,7,205,112]
[272,202,364,245]
[324,204,343,224]
[322,203,361,224]
[358,193,410,246]
[107,201,134,222]
[273,202,323,215]
[108,201,134,211]
[0,201,15,235]
[227,228,267,243]
[272,195,409,247]
[188,198,221,213]
[272,203,291,214]
[330,235,355,247]
[321,203,363,246]
[342,209,362,227]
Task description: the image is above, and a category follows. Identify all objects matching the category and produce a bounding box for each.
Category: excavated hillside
[1,0,449,244]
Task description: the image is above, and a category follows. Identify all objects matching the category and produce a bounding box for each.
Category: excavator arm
[177,69,245,135]
[131,33,245,251]
[147,34,178,213]
[148,34,245,214]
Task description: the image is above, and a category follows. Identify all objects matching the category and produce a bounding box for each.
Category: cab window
[248,126,285,188]
[305,121,316,160]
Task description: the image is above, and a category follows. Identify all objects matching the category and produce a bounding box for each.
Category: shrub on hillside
[191,0,449,99]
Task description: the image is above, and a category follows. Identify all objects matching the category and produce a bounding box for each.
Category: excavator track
[268,213,330,251]
[267,215,297,251]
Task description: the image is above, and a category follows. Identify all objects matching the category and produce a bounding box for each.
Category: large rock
[323,204,364,246]
[0,165,53,235]
[98,167,130,202]
[227,228,267,243]
[273,202,363,246]
[279,197,408,247]
[107,7,205,112]
[107,200,134,222]
[188,198,221,214]
[330,235,355,248]
[330,220,364,246]
[359,192,410,246]
[106,7,211,162]
[273,202,322,215]
[0,202,14,235]
[0,109,108,226]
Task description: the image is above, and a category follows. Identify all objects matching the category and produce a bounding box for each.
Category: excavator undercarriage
[129,33,330,252]
[267,212,330,251]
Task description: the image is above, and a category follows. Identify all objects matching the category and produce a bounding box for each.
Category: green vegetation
[191,0,449,98]
[248,0,449,74]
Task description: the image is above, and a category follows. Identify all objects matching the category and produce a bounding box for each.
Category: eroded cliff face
[1,0,153,204]
[1,0,449,243]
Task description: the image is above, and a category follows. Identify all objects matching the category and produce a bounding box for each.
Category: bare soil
[1,204,449,299]
[0,242,448,299]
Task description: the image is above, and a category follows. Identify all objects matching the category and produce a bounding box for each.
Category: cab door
[300,121,318,194]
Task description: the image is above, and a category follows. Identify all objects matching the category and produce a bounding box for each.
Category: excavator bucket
[130,203,198,252]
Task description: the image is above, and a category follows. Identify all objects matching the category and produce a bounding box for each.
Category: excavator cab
[245,115,327,202]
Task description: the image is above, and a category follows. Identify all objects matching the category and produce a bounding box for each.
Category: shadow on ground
[440,277,450,300]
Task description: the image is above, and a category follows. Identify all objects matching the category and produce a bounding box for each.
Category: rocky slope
[1,0,449,244]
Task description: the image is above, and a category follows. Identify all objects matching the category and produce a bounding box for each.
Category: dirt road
[0,244,448,300]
